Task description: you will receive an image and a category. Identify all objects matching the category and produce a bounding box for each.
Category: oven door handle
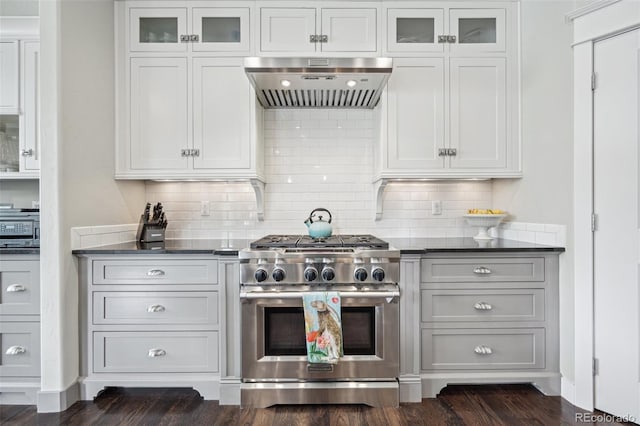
[240,290,400,302]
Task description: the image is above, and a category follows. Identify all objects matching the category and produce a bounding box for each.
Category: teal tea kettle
[304,208,333,238]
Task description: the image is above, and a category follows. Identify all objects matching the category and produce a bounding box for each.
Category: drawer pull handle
[474,345,493,355]
[6,346,26,356]
[148,349,167,358]
[147,304,166,313]
[473,266,492,275]
[7,284,27,292]
[147,269,166,277]
[474,302,493,311]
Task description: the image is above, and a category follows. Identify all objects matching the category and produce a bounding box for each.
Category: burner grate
[249,234,389,250]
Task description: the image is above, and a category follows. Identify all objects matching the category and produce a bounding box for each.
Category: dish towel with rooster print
[302,292,343,364]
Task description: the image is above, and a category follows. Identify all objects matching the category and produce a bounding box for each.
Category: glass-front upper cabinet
[129,8,189,52]
[0,115,19,173]
[449,9,506,53]
[386,9,444,53]
[192,8,250,52]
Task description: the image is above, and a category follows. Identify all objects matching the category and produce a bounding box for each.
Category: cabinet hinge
[593,358,599,376]
[591,72,597,91]
[591,213,598,232]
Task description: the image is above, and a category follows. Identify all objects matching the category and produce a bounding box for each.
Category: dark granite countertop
[0,247,40,255]
[388,238,565,254]
[72,239,249,256]
[72,237,564,257]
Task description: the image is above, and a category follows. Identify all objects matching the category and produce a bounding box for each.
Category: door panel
[129,8,188,53]
[129,57,189,170]
[192,7,251,52]
[0,41,19,111]
[593,28,640,420]
[22,41,39,171]
[260,8,316,52]
[321,8,377,52]
[386,58,445,170]
[449,57,506,169]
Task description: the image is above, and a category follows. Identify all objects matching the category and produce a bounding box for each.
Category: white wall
[493,0,577,389]
[39,0,145,407]
[0,0,38,16]
[0,180,39,207]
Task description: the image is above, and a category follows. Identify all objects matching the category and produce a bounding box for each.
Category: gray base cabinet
[77,255,232,400]
[419,252,560,398]
[0,255,40,405]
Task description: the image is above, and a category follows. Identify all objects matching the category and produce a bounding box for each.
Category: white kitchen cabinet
[0,41,19,112]
[0,255,41,405]
[129,4,251,54]
[259,6,378,54]
[0,18,40,179]
[386,6,506,55]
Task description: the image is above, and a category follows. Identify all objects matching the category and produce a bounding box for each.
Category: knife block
[136,215,165,243]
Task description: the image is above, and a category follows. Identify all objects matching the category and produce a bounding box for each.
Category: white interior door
[593,28,640,421]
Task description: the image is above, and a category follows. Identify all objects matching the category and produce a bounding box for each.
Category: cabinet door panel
[192,58,251,169]
[22,41,39,171]
[387,58,445,170]
[129,8,188,52]
[449,58,506,169]
[321,8,377,52]
[449,8,506,54]
[192,7,251,52]
[387,9,444,53]
[129,57,189,170]
[0,41,19,111]
[260,8,316,52]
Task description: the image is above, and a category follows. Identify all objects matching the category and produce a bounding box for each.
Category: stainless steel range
[239,234,400,408]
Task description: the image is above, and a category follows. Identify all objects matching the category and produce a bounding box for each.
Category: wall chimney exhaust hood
[244,57,392,109]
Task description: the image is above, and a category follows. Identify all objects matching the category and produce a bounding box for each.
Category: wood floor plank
[0,385,632,426]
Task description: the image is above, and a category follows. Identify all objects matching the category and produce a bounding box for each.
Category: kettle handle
[308,208,332,224]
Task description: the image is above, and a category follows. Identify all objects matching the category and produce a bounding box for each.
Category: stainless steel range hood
[244,57,392,109]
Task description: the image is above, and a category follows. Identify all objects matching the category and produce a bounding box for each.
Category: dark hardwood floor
[0,384,631,426]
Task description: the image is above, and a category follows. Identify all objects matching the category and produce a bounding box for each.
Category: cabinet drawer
[93,331,218,373]
[421,289,545,322]
[92,259,218,285]
[93,291,218,325]
[0,322,40,377]
[421,328,545,370]
[0,260,40,315]
[422,257,545,283]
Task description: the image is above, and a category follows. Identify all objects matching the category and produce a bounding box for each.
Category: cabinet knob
[148,348,167,358]
[310,35,318,43]
[7,284,27,292]
[473,266,492,275]
[473,302,493,311]
[21,149,34,157]
[147,304,166,313]
[474,345,493,355]
[147,269,166,277]
[189,34,199,42]
[319,35,328,43]
[180,35,190,42]
[447,35,457,43]
[6,346,26,356]
[438,35,448,43]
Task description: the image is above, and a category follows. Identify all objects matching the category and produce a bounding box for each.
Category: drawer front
[0,322,40,377]
[421,328,545,370]
[93,331,219,373]
[421,289,545,322]
[93,291,218,325]
[0,260,40,315]
[422,257,545,283]
[92,259,218,285]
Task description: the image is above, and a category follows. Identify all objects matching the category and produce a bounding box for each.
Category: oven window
[264,307,376,356]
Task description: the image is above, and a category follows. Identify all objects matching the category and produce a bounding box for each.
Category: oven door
[240,289,399,381]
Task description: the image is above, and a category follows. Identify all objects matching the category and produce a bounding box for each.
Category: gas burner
[249,234,389,250]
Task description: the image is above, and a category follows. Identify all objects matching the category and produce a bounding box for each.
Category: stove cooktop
[250,234,389,250]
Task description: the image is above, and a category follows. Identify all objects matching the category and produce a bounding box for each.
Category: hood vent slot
[244,57,392,110]
[260,89,375,108]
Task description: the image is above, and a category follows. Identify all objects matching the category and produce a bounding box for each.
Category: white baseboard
[219,377,241,405]
[37,380,80,413]
[399,375,422,403]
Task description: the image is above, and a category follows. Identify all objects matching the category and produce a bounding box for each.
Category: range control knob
[304,267,318,282]
[354,267,368,282]
[255,268,268,283]
[272,267,286,282]
[372,267,385,282]
[322,267,336,282]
